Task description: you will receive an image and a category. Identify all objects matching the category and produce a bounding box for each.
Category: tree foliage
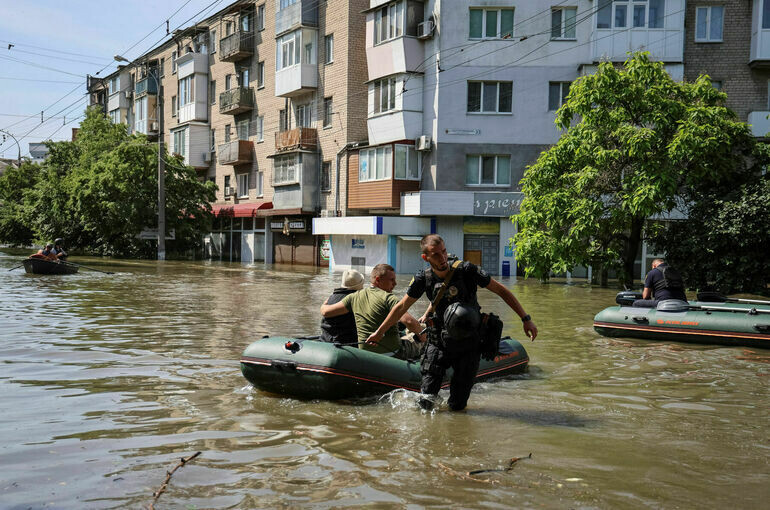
[513,52,765,286]
[0,106,216,257]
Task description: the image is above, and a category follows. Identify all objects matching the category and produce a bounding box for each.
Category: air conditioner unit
[415,135,432,151]
[417,20,435,40]
[202,152,211,163]
[150,121,159,131]
[125,90,133,99]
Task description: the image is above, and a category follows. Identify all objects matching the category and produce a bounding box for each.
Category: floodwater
[0,249,768,509]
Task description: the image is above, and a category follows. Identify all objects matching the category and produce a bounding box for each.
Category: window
[375,1,404,44]
[256,115,264,142]
[711,80,722,91]
[224,175,231,194]
[598,0,665,29]
[225,74,232,90]
[469,8,514,39]
[548,82,571,111]
[325,34,334,64]
[323,97,333,128]
[280,0,299,9]
[210,80,216,104]
[695,6,723,42]
[279,109,288,131]
[210,29,216,53]
[173,128,187,157]
[465,155,511,186]
[225,21,233,36]
[257,61,265,88]
[372,77,397,114]
[257,4,265,31]
[277,30,301,70]
[172,51,177,73]
[238,67,249,87]
[241,12,252,32]
[394,144,420,180]
[237,119,249,140]
[274,154,300,185]
[109,109,120,123]
[321,161,332,191]
[257,171,264,196]
[210,129,216,152]
[551,7,576,39]
[296,104,311,127]
[224,124,231,142]
[195,32,208,54]
[359,146,393,182]
[160,57,165,77]
[109,77,118,95]
[237,173,249,198]
[179,76,194,106]
[135,97,146,121]
[467,81,512,113]
[171,95,177,117]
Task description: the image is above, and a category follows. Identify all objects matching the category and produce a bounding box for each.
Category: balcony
[218,139,254,165]
[271,152,319,212]
[275,64,317,97]
[275,0,318,36]
[135,74,158,98]
[219,87,254,115]
[219,31,254,62]
[366,37,425,82]
[748,111,770,137]
[275,127,317,152]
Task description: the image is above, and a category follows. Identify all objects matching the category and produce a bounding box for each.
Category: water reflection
[0,249,768,508]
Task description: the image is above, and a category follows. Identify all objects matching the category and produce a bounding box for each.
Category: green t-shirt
[342,287,400,354]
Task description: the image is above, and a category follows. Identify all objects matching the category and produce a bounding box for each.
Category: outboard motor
[616,291,643,306]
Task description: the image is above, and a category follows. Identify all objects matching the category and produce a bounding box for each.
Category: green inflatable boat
[240,336,529,400]
[594,292,770,348]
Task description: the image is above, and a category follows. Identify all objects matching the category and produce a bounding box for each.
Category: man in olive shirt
[320,264,425,358]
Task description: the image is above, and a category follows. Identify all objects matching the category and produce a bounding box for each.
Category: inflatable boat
[240,336,529,400]
[593,292,770,348]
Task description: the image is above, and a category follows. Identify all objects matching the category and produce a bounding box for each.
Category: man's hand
[366,331,383,345]
[523,320,538,341]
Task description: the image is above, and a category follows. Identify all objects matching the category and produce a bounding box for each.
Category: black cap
[54,238,64,245]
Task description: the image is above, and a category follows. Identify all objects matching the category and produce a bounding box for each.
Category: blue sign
[504,246,514,257]
[351,238,365,249]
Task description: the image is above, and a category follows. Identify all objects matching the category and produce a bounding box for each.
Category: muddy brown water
[1,250,768,508]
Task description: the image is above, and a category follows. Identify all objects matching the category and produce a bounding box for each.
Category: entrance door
[464,235,499,275]
[242,232,254,263]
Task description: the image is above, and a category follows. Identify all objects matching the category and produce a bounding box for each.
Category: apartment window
[225,74,232,90]
[171,95,177,117]
[325,34,334,64]
[551,7,577,39]
[375,1,403,44]
[135,97,146,122]
[296,104,311,127]
[280,0,299,9]
[695,6,723,42]
[274,154,300,185]
[257,61,265,88]
[257,4,265,31]
[224,124,231,142]
[467,81,512,113]
[764,0,770,29]
[108,77,118,95]
[210,80,216,104]
[279,109,288,131]
[237,119,249,140]
[359,146,393,182]
[237,173,249,198]
[238,67,249,86]
[179,76,194,106]
[225,21,233,36]
[321,161,332,191]
[257,171,264,196]
[172,51,177,73]
[173,128,187,157]
[109,109,120,123]
[160,57,165,77]
[711,80,722,91]
[469,8,514,39]
[195,32,208,54]
[224,175,231,194]
[548,82,571,111]
[323,97,333,128]
[256,115,264,142]
[466,155,511,186]
[241,12,253,32]
[394,144,420,180]
[372,77,397,114]
[210,129,216,152]
[597,0,665,29]
[210,30,216,53]
[277,30,301,70]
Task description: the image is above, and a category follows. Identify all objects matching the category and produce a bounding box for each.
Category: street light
[0,129,22,167]
[114,54,165,260]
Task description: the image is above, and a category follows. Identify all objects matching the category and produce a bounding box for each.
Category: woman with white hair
[319,269,364,344]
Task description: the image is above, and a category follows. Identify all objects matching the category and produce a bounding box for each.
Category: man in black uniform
[366,234,538,411]
[633,258,687,307]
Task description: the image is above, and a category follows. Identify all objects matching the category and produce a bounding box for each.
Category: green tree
[513,52,763,286]
[0,161,41,245]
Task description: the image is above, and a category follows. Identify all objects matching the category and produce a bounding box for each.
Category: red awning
[212,201,272,217]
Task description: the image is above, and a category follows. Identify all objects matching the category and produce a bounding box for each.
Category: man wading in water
[366,234,538,411]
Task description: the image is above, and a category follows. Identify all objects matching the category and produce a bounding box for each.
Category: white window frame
[276,30,301,70]
[469,7,514,40]
[551,7,577,40]
[296,103,311,128]
[210,80,216,105]
[257,171,264,196]
[257,61,265,88]
[210,128,216,152]
[237,119,249,140]
[274,154,301,185]
[372,77,397,115]
[171,95,177,117]
[695,6,724,42]
[237,173,249,198]
[257,4,265,31]
[179,76,194,106]
[257,115,264,142]
[465,155,511,187]
[210,29,217,53]
[135,96,147,122]
[109,77,118,95]
[394,144,420,180]
[109,109,120,123]
[359,146,393,182]
[171,51,178,73]
[374,1,405,45]
[323,97,333,128]
[548,81,571,111]
[598,0,665,29]
[325,34,334,64]
[467,81,513,114]
[321,161,332,191]
[172,128,187,158]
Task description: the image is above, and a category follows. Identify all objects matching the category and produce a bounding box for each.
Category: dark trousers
[420,342,480,411]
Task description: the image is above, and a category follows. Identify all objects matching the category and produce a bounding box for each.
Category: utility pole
[0,129,22,166]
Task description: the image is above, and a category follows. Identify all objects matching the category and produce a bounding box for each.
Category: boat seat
[656,299,690,313]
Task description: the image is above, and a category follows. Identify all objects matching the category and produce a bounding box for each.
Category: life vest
[653,265,684,293]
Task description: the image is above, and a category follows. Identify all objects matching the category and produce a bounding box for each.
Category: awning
[212,201,272,217]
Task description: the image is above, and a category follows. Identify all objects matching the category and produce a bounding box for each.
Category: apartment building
[88,0,369,266]
[313,0,686,276]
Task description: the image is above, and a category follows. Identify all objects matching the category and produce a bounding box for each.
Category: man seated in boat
[320,264,427,359]
[633,258,687,308]
[320,269,364,344]
[32,243,59,262]
[53,238,68,260]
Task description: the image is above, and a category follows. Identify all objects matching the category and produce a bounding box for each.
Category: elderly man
[320,264,426,359]
[320,269,364,344]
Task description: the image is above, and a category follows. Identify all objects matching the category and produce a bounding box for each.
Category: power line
[0,76,83,84]
[0,39,111,60]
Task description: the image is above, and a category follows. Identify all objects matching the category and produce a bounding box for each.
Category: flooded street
[1,249,768,509]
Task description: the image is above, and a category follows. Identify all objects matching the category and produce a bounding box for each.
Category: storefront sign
[270,219,306,232]
[320,239,331,260]
[351,238,365,249]
[473,192,524,216]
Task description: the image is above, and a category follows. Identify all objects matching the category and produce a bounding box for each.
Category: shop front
[204,202,271,263]
[269,215,319,266]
